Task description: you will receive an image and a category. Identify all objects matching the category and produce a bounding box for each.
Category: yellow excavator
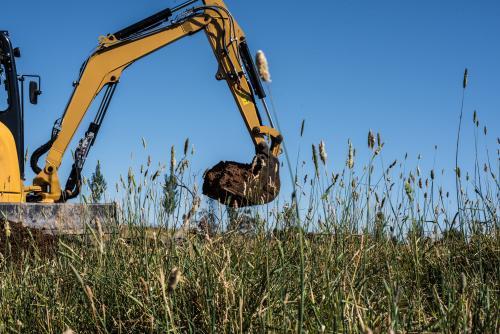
[0,0,282,233]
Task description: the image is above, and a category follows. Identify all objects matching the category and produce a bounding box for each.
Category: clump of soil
[203,155,280,207]
[0,220,58,260]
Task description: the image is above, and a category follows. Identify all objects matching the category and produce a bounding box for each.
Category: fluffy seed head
[256,50,271,82]
[319,140,327,165]
[347,140,355,169]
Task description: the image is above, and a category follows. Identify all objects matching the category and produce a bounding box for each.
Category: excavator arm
[28,0,282,206]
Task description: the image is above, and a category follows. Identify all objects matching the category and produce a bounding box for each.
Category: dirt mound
[203,155,280,207]
[0,220,58,260]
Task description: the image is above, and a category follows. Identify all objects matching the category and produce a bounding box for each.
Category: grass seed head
[460,272,467,293]
[256,50,271,82]
[368,130,375,150]
[184,138,189,156]
[168,267,183,293]
[319,140,327,165]
[85,285,94,301]
[312,144,319,176]
[170,145,176,175]
[300,119,306,137]
[463,68,468,89]
[347,140,355,169]
[404,180,413,201]
[128,168,134,185]
[4,220,11,238]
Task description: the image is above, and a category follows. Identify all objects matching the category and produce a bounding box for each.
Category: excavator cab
[0,31,24,202]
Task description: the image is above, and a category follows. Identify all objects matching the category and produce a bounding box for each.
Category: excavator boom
[29,0,282,207]
[1,0,282,234]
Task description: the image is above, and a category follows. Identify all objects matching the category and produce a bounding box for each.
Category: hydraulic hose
[30,136,56,175]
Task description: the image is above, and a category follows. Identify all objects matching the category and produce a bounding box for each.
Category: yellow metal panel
[0,122,22,203]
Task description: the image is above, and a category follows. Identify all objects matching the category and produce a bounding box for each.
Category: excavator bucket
[0,203,116,235]
[203,149,280,208]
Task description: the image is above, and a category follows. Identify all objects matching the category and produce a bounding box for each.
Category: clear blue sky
[2,0,499,202]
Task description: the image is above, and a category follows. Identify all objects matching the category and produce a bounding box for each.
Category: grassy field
[1,109,499,333]
[0,221,498,333]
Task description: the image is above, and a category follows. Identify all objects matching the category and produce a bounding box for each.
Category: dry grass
[0,127,497,333]
[1,73,499,332]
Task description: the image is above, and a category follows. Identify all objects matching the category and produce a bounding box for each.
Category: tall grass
[1,123,497,333]
[1,83,499,333]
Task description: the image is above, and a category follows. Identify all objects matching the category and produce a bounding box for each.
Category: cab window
[0,60,9,112]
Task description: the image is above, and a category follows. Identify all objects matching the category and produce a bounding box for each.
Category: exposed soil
[203,155,280,207]
[0,220,58,260]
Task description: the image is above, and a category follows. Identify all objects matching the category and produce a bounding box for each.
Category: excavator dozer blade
[0,203,116,235]
[203,153,280,208]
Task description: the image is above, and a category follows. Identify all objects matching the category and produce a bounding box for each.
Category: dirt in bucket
[203,155,280,208]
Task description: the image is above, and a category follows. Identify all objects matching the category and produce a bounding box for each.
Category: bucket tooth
[202,153,280,207]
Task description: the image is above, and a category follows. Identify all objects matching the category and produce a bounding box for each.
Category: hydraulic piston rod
[113,0,199,39]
